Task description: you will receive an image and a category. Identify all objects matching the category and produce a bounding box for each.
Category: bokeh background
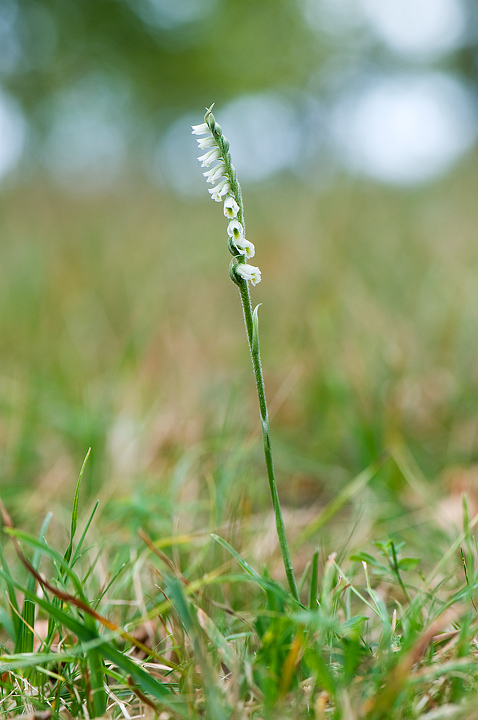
[1,0,478,551]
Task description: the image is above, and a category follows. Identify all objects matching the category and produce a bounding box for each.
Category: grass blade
[14,513,52,659]
[64,448,91,565]
[309,548,319,610]
[0,567,188,716]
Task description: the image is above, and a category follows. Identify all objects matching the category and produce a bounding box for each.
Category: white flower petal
[235,239,255,259]
[203,163,225,183]
[210,187,230,201]
[191,122,209,135]
[196,136,215,149]
[227,219,244,240]
[208,178,230,200]
[223,196,239,219]
[235,263,261,285]
[198,148,221,167]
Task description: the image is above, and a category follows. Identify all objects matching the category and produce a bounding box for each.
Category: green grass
[1,159,478,718]
[2,459,478,719]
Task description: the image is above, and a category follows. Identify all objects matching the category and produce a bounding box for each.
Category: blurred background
[1,0,478,552]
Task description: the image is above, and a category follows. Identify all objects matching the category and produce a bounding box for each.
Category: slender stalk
[192,106,299,601]
[238,280,299,601]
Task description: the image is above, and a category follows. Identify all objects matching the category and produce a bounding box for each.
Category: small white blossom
[209,176,229,193]
[198,147,221,167]
[227,219,244,240]
[224,196,239,219]
[227,220,255,257]
[235,263,261,286]
[210,187,230,202]
[191,122,209,135]
[209,178,231,201]
[196,136,215,150]
[203,163,225,184]
[235,238,255,259]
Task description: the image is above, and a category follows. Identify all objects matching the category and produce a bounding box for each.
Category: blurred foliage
[1,0,478,527]
[2,0,477,146]
[5,0,323,130]
[1,152,478,521]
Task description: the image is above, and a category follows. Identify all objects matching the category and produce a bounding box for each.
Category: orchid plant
[192,106,298,601]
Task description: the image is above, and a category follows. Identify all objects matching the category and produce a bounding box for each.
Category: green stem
[238,280,299,601]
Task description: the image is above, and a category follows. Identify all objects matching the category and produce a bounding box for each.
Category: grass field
[1,153,478,718]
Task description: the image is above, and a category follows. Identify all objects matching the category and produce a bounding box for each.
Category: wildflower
[191,122,209,135]
[209,178,231,202]
[198,147,221,167]
[196,136,215,150]
[227,219,244,241]
[226,219,255,258]
[235,263,261,286]
[224,196,239,219]
[235,238,255,259]
[203,163,225,184]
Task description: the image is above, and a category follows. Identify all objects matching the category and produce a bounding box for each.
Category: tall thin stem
[193,106,299,601]
[238,280,299,602]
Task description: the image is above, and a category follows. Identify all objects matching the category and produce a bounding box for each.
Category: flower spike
[192,105,261,284]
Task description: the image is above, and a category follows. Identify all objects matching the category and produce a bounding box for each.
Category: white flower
[196,136,215,150]
[227,220,255,257]
[209,178,230,201]
[227,219,244,240]
[235,238,255,259]
[198,147,221,167]
[224,196,239,219]
[210,187,230,202]
[191,122,209,135]
[203,163,225,184]
[235,263,261,286]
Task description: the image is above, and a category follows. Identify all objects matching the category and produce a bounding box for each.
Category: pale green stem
[238,279,299,602]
